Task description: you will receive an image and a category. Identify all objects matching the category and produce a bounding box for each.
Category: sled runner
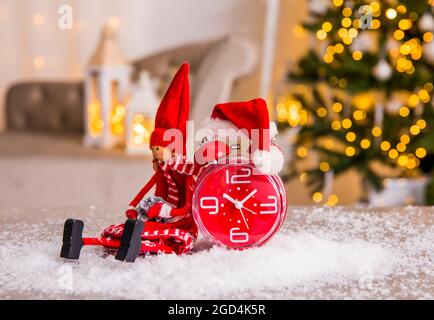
[61,214,197,262]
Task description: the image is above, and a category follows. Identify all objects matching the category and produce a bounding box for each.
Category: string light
[380,141,391,151]
[317,107,328,117]
[360,139,371,149]
[345,146,356,157]
[322,22,332,32]
[424,82,433,91]
[335,43,344,53]
[353,93,374,110]
[398,155,409,166]
[397,143,406,152]
[297,146,308,158]
[342,8,352,17]
[320,162,330,172]
[400,135,410,144]
[346,132,356,142]
[386,8,397,19]
[388,149,399,159]
[394,30,405,40]
[312,192,323,203]
[325,194,339,206]
[399,106,410,117]
[418,89,430,103]
[88,100,104,137]
[299,173,308,183]
[348,28,358,38]
[342,119,352,129]
[277,107,288,122]
[370,2,380,12]
[331,120,341,131]
[285,100,307,127]
[424,32,433,43]
[343,36,353,45]
[352,50,363,61]
[327,45,336,55]
[408,94,420,107]
[372,127,382,137]
[132,114,152,146]
[338,78,348,88]
[332,102,343,112]
[407,157,419,169]
[353,110,366,120]
[410,125,420,135]
[397,5,407,14]
[341,18,352,28]
[398,19,412,30]
[110,104,126,135]
[371,19,381,29]
[333,0,343,7]
[416,119,426,129]
[352,19,361,29]
[324,53,334,63]
[415,147,427,158]
[338,28,348,38]
[317,30,327,40]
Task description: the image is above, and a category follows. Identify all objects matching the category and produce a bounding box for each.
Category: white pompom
[269,121,278,138]
[252,145,284,174]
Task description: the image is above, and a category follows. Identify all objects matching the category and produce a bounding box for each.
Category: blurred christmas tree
[280,0,434,205]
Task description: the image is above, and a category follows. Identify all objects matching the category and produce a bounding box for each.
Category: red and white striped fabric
[160,162,179,208]
[101,215,197,255]
[161,154,204,179]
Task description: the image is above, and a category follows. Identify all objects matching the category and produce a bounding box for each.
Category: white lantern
[83,24,132,149]
[126,71,159,155]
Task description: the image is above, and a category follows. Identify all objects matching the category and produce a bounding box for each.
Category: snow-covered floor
[0,206,433,299]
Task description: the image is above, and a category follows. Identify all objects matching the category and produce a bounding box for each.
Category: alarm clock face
[192,159,287,249]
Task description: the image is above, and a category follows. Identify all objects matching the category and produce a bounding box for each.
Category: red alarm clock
[192,155,287,249]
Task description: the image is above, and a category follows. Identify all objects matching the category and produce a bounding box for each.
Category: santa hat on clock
[150,62,190,155]
[207,98,284,174]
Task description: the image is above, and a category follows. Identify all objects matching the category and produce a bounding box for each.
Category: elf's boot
[60,219,84,259]
[115,219,144,262]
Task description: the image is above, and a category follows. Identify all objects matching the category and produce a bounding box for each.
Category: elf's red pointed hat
[210,98,284,174]
[150,62,190,154]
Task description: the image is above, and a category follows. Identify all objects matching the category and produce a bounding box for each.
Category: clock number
[229,227,249,243]
[200,197,219,214]
[225,168,252,184]
[259,196,278,214]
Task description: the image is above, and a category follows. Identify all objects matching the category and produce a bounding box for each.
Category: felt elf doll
[103,62,199,259]
[123,62,193,221]
[60,63,198,262]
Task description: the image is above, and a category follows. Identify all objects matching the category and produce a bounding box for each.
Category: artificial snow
[0,206,432,299]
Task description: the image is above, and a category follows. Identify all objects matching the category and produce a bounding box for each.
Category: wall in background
[0,0,266,131]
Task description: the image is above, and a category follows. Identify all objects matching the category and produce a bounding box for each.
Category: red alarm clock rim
[192,159,287,249]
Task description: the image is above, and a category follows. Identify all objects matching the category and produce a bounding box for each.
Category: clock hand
[223,193,237,205]
[223,193,250,229]
[239,189,257,204]
[242,206,258,215]
[238,208,250,230]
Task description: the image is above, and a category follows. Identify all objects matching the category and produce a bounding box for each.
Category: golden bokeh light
[345,146,356,157]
